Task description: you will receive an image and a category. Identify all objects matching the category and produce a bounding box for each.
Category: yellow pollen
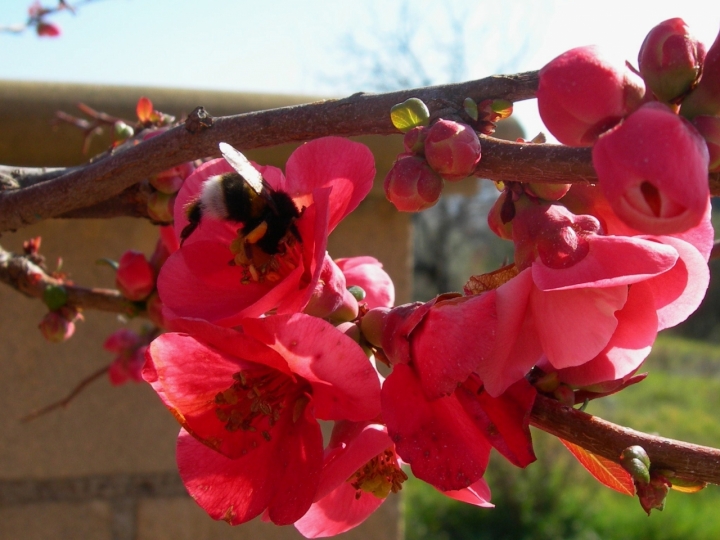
[348,448,408,499]
[213,370,295,436]
[245,221,269,244]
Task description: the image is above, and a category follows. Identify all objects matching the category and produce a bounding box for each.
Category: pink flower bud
[303,257,359,323]
[403,126,428,154]
[511,199,602,271]
[36,22,61,37]
[384,155,444,212]
[146,191,176,222]
[116,250,155,301]
[537,46,646,146]
[593,102,710,235]
[693,115,720,172]
[150,162,195,194]
[681,27,720,118]
[487,191,514,240]
[638,18,705,103]
[38,311,75,343]
[423,120,482,180]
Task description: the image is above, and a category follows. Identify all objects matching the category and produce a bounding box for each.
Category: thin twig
[0,245,145,316]
[20,365,109,422]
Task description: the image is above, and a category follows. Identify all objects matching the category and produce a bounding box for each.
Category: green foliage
[404,335,720,540]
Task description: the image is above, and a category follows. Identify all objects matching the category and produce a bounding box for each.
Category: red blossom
[142,314,381,526]
[158,137,375,326]
[116,250,156,301]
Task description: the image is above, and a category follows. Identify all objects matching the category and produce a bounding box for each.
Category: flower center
[228,225,302,284]
[214,369,296,441]
[348,448,408,499]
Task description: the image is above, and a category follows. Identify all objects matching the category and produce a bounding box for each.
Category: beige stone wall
[0,82,407,540]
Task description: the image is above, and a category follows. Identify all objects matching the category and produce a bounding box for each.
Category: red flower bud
[593,102,710,235]
[424,120,482,180]
[538,46,645,146]
[147,191,176,222]
[681,27,720,118]
[36,22,61,37]
[638,18,705,103]
[384,155,444,212]
[116,250,155,301]
[693,115,720,172]
[403,126,428,154]
[38,311,75,343]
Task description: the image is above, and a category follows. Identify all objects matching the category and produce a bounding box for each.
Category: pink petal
[477,269,543,397]
[455,378,536,468]
[382,364,492,491]
[177,397,322,527]
[336,256,395,309]
[532,285,627,369]
[532,235,678,291]
[240,314,382,422]
[144,331,290,458]
[411,292,498,400]
[295,481,386,538]
[554,282,657,387]
[441,477,493,507]
[641,235,710,330]
[284,137,376,232]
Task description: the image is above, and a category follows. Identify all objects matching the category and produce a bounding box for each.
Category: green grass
[404,335,720,540]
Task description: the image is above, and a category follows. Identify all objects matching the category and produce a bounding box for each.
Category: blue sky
[1,0,720,138]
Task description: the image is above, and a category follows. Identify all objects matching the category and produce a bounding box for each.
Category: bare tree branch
[0,71,539,233]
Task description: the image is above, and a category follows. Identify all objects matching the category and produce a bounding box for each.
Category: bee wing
[219,142,265,196]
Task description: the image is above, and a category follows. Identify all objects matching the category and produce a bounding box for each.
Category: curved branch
[531,394,720,485]
[0,245,144,316]
[0,71,539,233]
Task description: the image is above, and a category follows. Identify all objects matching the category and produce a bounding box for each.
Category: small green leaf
[390,98,430,133]
[463,97,479,121]
[96,258,119,271]
[43,285,68,311]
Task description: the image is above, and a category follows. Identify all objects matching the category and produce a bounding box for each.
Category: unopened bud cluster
[384,117,482,212]
[537,17,718,236]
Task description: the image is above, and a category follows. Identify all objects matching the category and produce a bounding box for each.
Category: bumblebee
[180,143,301,255]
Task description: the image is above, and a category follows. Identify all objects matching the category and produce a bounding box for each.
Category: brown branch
[531,394,720,485]
[0,71,539,233]
[20,365,109,422]
[0,245,144,316]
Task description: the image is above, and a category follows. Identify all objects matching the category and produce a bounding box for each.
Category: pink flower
[294,421,491,538]
[116,250,156,301]
[303,257,359,323]
[593,102,710,235]
[423,120,482,181]
[158,137,375,326]
[474,197,709,395]
[335,256,395,309]
[142,314,381,526]
[537,46,645,146]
